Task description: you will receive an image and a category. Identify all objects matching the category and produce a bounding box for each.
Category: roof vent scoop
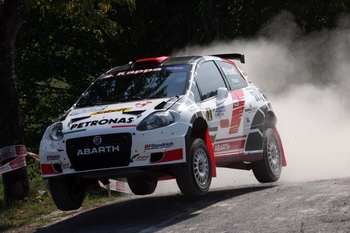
[134,56,170,69]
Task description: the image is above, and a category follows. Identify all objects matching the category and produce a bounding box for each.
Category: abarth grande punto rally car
[40,54,286,210]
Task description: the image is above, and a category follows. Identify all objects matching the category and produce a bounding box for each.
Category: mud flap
[273,128,287,166]
[205,130,217,177]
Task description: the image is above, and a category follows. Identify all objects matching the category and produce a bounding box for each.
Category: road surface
[27,177,350,233]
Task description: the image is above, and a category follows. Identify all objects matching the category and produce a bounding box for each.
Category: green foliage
[16,5,111,150]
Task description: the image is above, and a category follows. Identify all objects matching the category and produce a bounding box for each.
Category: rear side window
[217,61,247,90]
[195,61,227,100]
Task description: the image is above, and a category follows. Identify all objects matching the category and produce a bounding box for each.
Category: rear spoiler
[211,53,245,64]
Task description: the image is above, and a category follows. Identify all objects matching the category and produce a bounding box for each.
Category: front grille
[66,133,132,171]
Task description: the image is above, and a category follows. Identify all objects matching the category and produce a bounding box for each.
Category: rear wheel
[252,128,282,183]
[48,176,85,211]
[127,176,158,195]
[175,138,212,196]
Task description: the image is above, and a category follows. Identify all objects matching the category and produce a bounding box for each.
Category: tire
[252,128,282,183]
[175,138,212,196]
[48,176,85,211]
[127,176,158,195]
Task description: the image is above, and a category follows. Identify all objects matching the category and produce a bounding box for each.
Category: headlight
[49,122,64,140]
[137,111,174,131]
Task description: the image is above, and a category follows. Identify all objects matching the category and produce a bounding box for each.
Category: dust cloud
[155,12,350,194]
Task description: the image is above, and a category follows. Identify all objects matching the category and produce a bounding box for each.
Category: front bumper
[39,122,189,178]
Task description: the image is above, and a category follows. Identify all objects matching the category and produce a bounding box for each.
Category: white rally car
[40,54,286,210]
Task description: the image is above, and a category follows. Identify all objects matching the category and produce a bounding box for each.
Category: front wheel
[252,128,282,183]
[48,176,85,211]
[175,138,212,196]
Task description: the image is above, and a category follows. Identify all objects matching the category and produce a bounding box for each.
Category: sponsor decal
[213,106,226,118]
[70,117,134,130]
[220,119,230,128]
[47,155,60,161]
[116,68,162,76]
[69,106,108,116]
[214,143,230,152]
[90,107,132,116]
[163,65,190,71]
[213,106,226,113]
[132,154,150,161]
[135,101,152,108]
[250,90,267,102]
[205,108,213,121]
[214,140,245,152]
[77,145,120,156]
[144,142,174,150]
[215,112,224,118]
[61,163,70,169]
[221,67,238,76]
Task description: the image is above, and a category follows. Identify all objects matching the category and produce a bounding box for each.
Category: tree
[0,0,29,201]
[0,0,136,201]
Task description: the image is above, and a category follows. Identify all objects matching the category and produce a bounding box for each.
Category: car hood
[62,98,173,133]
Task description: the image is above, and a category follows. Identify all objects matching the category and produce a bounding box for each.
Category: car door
[211,60,250,156]
[193,60,233,153]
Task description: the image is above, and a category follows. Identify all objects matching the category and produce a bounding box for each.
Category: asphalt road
[30,177,350,233]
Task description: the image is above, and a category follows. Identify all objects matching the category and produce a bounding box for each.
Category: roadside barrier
[0,144,131,193]
[0,145,38,174]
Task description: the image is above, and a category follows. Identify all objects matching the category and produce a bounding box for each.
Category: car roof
[106,54,244,74]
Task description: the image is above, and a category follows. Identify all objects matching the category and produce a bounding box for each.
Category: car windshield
[76,65,191,108]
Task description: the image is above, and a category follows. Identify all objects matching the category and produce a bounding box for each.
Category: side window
[195,61,227,100]
[193,84,201,103]
[217,61,247,90]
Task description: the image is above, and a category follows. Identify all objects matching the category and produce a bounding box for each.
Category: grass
[0,167,125,232]
[0,189,58,231]
[0,183,125,232]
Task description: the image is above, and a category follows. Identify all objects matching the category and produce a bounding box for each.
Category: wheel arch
[245,106,276,152]
[191,116,208,141]
[185,115,216,177]
[264,110,277,131]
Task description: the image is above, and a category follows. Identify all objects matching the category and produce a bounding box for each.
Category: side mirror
[216,87,228,105]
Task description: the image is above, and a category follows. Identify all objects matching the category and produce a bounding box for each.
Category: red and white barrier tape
[0,145,40,175]
[98,179,132,194]
[0,145,27,161]
[0,145,131,194]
